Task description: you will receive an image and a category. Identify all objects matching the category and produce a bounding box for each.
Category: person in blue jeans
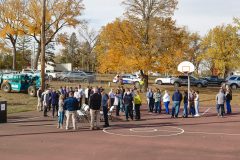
[123,89,134,121]
[171,89,182,118]
[57,95,65,129]
[225,87,232,114]
[51,89,59,117]
[183,90,188,118]
[146,88,154,112]
[163,90,170,114]
[101,89,110,127]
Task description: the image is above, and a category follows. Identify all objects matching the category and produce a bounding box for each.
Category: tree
[78,22,98,71]
[200,24,240,77]
[56,32,80,68]
[24,0,84,69]
[45,43,56,66]
[0,0,26,70]
[104,0,178,90]
[17,36,32,62]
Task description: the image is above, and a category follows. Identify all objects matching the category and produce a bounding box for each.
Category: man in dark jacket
[51,89,59,117]
[64,92,79,130]
[89,88,102,130]
[171,89,182,118]
[123,88,134,121]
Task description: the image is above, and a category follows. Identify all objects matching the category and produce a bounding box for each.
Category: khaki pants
[90,109,100,128]
[37,97,42,111]
[66,111,76,130]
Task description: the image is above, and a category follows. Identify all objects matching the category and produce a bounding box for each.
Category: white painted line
[103,126,185,137]
[185,131,240,136]
[201,107,211,116]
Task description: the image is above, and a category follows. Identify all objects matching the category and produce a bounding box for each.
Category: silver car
[226,75,240,89]
[59,71,95,83]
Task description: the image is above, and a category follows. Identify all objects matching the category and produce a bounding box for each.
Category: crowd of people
[146,85,232,118]
[36,85,142,130]
[36,83,233,131]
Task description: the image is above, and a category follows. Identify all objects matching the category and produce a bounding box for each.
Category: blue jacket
[63,97,79,111]
[172,91,182,102]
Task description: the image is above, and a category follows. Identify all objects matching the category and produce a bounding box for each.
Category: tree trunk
[34,43,41,70]
[12,43,17,70]
[140,70,148,92]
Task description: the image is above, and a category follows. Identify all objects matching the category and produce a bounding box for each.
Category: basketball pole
[187,72,190,110]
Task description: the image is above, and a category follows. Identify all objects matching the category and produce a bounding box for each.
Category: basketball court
[0,105,240,160]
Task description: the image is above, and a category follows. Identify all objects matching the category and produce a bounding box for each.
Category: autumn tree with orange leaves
[24,0,84,69]
[0,0,26,70]
[0,0,84,70]
[96,0,178,90]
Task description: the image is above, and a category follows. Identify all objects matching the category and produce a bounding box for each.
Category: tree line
[96,0,240,90]
[0,0,240,83]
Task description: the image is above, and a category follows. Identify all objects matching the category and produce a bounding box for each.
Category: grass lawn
[1,80,239,115]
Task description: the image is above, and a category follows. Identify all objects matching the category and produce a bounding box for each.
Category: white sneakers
[194,114,200,117]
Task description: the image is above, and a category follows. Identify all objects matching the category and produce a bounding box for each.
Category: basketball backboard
[178,61,195,73]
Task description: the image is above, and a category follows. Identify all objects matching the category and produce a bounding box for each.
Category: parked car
[113,74,141,85]
[170,75,208,88]
[59,71,95,83]
[200,76,226,86]
[226,75,240,89]
[45,70,61,81]
[155,76,172,85]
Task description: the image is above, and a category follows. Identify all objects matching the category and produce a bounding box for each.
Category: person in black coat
[89,88,102,130]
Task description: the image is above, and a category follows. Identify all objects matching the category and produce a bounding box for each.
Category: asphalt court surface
[1,107,240,160]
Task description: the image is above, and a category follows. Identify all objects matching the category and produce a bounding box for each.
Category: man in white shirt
[74,87,80,109]
[84,86,89,105]
[78,85,84,108]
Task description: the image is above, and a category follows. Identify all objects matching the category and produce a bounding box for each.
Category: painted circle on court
[129,128,158,133]
[103,126,184,137]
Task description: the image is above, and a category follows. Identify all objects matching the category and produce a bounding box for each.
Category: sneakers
[194,114,200,117]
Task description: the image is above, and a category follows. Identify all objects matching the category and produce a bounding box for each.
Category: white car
[113,74,141,85]
[155,76,172,85]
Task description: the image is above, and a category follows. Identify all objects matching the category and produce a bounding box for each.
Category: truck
[170,75,208,88]
[0,73,41,97]
[200,76,226,86]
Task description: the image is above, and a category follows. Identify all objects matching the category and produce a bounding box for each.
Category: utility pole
[41,0,46,91]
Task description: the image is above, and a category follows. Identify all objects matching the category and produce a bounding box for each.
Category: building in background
[37,63,72,72]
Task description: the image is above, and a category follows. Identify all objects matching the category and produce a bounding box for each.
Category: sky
[82,0,240,36]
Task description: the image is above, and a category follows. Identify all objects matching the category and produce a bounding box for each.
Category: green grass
[1,75,240,115]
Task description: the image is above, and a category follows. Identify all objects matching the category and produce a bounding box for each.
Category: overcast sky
[82,0,240,36]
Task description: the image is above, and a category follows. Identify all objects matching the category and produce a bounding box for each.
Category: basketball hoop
[178,61,195,74]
